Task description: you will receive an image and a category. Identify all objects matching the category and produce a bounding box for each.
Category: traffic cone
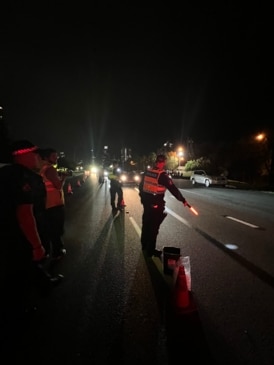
[77,179,81,187]
[173,265,190,310]
[67,182,73,194]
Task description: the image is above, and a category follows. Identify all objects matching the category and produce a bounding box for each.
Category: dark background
[0,3,272,160]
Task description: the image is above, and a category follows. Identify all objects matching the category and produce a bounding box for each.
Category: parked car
[190,170,227,187]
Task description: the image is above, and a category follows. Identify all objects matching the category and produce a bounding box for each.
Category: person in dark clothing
[0,140,63,329]
[139,154,189,258]
[98,166,105,184]
[108,160,126,212]
[39,148,67,259]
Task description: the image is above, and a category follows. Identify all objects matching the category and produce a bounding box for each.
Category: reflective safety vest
[40,163,65,209]
[142,169,166,195]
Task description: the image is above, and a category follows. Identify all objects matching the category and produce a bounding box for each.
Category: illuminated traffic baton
[185,203,199,216]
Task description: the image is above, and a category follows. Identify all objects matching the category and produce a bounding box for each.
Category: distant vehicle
[57,167,73,176]
[75,165,84,172]
[170,170,184,179]
[190,170,227,187]
[120,171,141,186]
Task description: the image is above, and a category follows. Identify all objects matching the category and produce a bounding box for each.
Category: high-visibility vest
[40,163,65,208]
[142,169,166,195]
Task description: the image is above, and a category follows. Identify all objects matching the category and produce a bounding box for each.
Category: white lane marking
[226,216,259,228]
[170,193,260,229]
[129,206,191,237]
[129,216,141,237]
[165,207,192,228]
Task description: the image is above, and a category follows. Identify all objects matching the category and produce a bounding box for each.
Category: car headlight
[90,166,98,173]
[120,174,127,182]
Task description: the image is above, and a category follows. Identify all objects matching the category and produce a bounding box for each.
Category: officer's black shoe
[52,248,66,260]
[112,207,118,216]
[143,250,153,259]
[49,274,64,286]
[153,249,162,258]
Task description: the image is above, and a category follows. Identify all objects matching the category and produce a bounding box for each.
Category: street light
[255,132,274,189]
[177,147,184,168]
[255,133,266,142]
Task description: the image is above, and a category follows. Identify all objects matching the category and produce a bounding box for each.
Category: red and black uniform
[0,163,47,321]
[139,168,186,257]
[0,163,46,262]
[40,160,66,258]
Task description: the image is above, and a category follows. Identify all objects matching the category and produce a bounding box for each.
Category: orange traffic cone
[67,182,73,194]
[173,265,190,310]
[77,179,81,187]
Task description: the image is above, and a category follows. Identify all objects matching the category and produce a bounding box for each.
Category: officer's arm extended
[159,172,189,206]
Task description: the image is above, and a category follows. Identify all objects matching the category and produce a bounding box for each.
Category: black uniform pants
[0,243,55,342]
[110,186,123,209]
[141,204,167,256]
[44,205,65,256]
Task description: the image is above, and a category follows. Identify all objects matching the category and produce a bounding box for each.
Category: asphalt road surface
[4,173,274,364]
[1,174,214,365]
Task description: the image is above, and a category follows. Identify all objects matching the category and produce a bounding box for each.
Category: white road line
[165,207,192,228]
[226,216,259,228]
[129,216,141,237]
[129,207,191,236]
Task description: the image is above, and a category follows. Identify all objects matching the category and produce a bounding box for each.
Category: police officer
[0,140,63,325]
[39,148,67,259]
[139,154,189,257]
[108,160,125,212]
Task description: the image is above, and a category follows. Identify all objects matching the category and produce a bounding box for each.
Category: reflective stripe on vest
[142,169,166,195]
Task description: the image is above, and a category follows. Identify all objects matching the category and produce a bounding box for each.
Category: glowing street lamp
[255,133,266,142]
[255,132,274,189]
[177,147,184,168]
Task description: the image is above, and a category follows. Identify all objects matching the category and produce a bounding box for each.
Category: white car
[190,170,227,187]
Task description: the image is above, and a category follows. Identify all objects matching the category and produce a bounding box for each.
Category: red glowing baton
[185,203,199,216]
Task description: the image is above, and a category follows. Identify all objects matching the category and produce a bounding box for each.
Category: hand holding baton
[183,201,198,215]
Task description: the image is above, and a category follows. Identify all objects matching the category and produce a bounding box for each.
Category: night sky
[1,3,272,161]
